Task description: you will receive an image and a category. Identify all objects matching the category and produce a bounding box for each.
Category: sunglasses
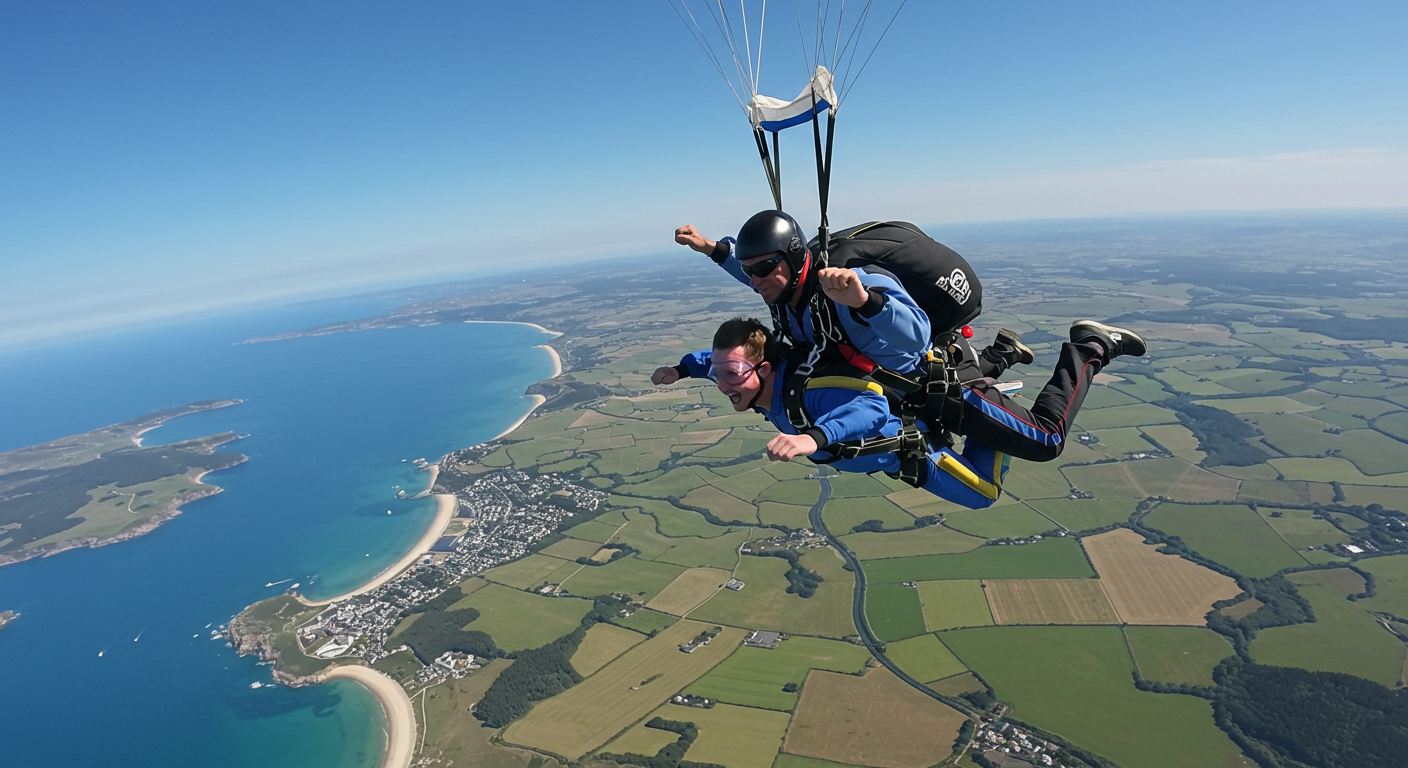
[707,360,764,386]
[739,253,787,279]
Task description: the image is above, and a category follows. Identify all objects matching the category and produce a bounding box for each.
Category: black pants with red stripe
[934,341,1105,463]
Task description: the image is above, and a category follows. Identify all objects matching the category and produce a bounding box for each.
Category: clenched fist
[766,433,818,462]
[817,267,868,308]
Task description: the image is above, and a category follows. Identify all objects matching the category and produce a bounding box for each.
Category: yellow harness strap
[805,376,884,396]
[935,452,1004,500]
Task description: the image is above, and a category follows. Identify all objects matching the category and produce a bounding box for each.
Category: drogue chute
[666,0,908,255]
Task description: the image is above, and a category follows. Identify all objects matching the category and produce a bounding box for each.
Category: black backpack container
[811,222,983,338]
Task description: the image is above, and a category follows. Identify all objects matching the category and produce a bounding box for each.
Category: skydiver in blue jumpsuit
[652,318,1008,509]
[675,211,1148,465]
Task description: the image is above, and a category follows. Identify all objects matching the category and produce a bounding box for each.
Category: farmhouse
[744,630,783,649]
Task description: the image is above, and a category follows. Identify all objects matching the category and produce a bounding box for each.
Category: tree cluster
[1213,657,1408,768]
[596,717,725,768]
[399,607,500,664]
[577,543,641,566]
[471,594,628,728]
[472,626,584,727]
[749,550,823,598]
[1164,397,1268,467]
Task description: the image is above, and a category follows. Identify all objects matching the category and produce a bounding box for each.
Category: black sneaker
[995,328,1035,366]
[1070,320,1146,360]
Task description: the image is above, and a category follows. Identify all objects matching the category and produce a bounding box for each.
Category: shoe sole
[1070,320,1146,358]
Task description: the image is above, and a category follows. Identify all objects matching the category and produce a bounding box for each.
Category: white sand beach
[321,665,416,768]
[302,493,457,606]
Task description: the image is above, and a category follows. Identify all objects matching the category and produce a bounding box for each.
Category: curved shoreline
[322,665,416,768]
[491,342,563,440]
[462,319,563,338]
[299,322,562,768]
[301,493,457,606]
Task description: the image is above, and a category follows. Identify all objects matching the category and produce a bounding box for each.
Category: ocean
[0,297,557,767]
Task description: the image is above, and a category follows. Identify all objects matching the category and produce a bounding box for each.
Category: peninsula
[0,400,248,566]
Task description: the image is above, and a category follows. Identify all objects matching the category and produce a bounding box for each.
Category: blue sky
[2,1,1405,348]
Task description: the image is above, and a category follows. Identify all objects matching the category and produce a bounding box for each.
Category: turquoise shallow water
[0,299,555,767]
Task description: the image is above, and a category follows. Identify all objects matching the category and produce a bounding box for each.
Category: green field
[943,626,1248,768]
[541,537,609,561]
[827,472,903,498]
[668,702,793,768]
[686,635,871,710]
[502,621,745,760]
[1125,626,1234,687]
[452,584,592,652]
[942,505,1058,539]
[1356,554,1408,617]
[1250,569,1407,686]
[1086,426,1160,456]
[612,608,677,635]
[418,659,555,768]
[865,582,928,642]
[570,623,645,676]
[1027,497,1136,531]
[1001,462,1073,500]
[838,525,985,560]
[916,580,993,631]
[559,555,687,601]
[822,496,914,533]
[758,501,813,529]
[1257,508,1351,549]
[1143,503,1306,577]
[1074,403,1179,430]
[883,633,967,683]
[863,537,1095,583]
[483,554,575,589]
[688,550,856,638]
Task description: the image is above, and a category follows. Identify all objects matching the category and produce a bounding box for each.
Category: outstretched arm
[675,225,749,287]
[674,225,717,256]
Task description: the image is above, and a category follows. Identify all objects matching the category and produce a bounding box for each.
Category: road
[807,467,979,718]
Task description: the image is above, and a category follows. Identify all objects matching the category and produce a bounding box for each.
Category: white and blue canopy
[748,66,837,132]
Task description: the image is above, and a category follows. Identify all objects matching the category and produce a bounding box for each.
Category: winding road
[807,468,979,718]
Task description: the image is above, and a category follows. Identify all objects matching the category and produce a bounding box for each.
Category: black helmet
[735,210,807,269]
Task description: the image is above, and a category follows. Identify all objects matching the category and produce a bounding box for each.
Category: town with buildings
[279,446,610,682]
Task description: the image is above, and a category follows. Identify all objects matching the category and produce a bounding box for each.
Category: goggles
[739,253,787,279]
[707,359,764,386]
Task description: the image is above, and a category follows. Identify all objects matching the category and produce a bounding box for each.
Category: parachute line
[837,0,906,106]
[667,0,749,111]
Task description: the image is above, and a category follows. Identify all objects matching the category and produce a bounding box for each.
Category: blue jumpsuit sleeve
[802,386,894,448]
[677,350,713,379]
[714,237,751,286]
[834,270,932,372]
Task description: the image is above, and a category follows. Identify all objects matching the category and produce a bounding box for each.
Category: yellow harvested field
[1083,529,1241,625]
[783,666,968,768]
[984,579,1120,625]
[679,429,729,445]
[647,568,733,616]
[501,620,744,760]
[570,623,646,677]
[569,410,619,428]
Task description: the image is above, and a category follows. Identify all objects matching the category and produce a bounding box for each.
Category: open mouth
[727,392,743,404]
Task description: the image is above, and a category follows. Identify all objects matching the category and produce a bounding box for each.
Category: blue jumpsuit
[712,237,931,374]
[678,351,1008,510]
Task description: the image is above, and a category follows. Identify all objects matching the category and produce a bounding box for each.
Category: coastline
[491,343,563,440]
[462,319,563,338]
[321,665,416,768]
[301,493,457,606]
